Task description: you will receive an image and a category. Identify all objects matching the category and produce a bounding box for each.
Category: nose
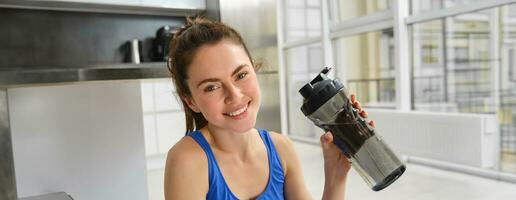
[224,83,243,105]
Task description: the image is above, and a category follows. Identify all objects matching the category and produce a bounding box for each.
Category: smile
[225,103,249,117]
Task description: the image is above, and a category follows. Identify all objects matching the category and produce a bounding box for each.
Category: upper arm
[269,132,313,200]
[164,137,208,200]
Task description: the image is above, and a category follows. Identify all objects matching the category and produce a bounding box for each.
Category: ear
[182,96,201,113]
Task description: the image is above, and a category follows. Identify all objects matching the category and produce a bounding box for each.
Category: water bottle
[299,67,405,191]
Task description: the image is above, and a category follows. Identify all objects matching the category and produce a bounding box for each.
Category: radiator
[367,109,499,169]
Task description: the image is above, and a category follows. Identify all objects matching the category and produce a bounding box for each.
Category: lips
[224,102,249,117]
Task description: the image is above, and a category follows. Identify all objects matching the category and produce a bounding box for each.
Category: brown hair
[167,16,255,133]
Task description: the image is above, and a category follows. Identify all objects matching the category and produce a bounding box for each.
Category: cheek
[244,77,261,99]
[197,95,223,113]
[191,92,223,115]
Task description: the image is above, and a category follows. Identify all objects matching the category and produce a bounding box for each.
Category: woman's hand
[349,94,375,127]
[320,94,374,200]
[320,131,351,187]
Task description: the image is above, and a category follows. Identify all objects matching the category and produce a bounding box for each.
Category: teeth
[228,105,248,117]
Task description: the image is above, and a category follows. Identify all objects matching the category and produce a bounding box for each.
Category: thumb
[320,132,333,149]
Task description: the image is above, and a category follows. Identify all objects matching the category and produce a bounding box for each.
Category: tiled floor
[148,141,516,200]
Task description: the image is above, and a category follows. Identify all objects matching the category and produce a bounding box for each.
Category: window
[333,29,396,107]
[284,0,322,42]
[285,43,324,138]
[510,49,516,82]
[409,2,516,173]
[412,0,489,15]
[411,11,493,112]
[280,0,396,139]
[278,0,516,177]
[330,0,391,22]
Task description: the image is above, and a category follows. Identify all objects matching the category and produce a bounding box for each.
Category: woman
[164,17,374,200]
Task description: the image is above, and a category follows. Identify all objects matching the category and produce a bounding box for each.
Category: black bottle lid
[299,67,344,116]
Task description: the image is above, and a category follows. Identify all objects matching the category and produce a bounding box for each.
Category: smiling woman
[167,17,257,133]
[184,41,260,133]
[163,16,369,200]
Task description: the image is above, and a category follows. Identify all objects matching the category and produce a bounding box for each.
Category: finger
[353,101,362,110]
[320,132,333,146]
[320,132,342,159]
[368,120,376,127]
[350,94,356,104]
[359,110,368,118]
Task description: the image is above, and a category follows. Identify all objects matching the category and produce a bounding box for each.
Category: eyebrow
[196,64,249,88]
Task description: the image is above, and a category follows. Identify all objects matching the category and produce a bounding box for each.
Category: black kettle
[150,25,178,61]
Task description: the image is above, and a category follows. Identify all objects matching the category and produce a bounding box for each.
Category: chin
[232,119,256,133]
[232,118,256,133]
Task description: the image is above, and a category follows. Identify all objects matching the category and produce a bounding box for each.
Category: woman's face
[185,39,261,133]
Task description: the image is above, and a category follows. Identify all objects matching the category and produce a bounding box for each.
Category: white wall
[8,81,148,200]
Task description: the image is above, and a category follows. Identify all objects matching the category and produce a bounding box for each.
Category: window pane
[412,0,489,15]
[284,0,322,42]
[501,4,516,173]
[412,15,492,112]
[411,20,448,108]
[510,49,516,82]
[331,0,391,22]
[285,43,324,139]
[333,29,396,108]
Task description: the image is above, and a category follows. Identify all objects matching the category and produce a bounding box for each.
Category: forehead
[187,40,250,79]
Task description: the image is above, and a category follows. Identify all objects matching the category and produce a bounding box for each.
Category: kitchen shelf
[0,62,280,88]
[0,62,171,88]
[0,0,204,17]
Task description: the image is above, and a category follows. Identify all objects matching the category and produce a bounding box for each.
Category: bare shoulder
[166,136,206,166]
[267,131,312,199]
[267,131,295,151]
[164,136,208,200]
[267,131,297,174]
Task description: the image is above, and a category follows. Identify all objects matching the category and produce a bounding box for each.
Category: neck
[201,124,257,155]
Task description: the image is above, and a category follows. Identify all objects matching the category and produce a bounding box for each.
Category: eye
[236,71,248,80]
[204,85,220,93]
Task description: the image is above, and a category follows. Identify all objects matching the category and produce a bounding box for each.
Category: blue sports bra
[189,129,285,200]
